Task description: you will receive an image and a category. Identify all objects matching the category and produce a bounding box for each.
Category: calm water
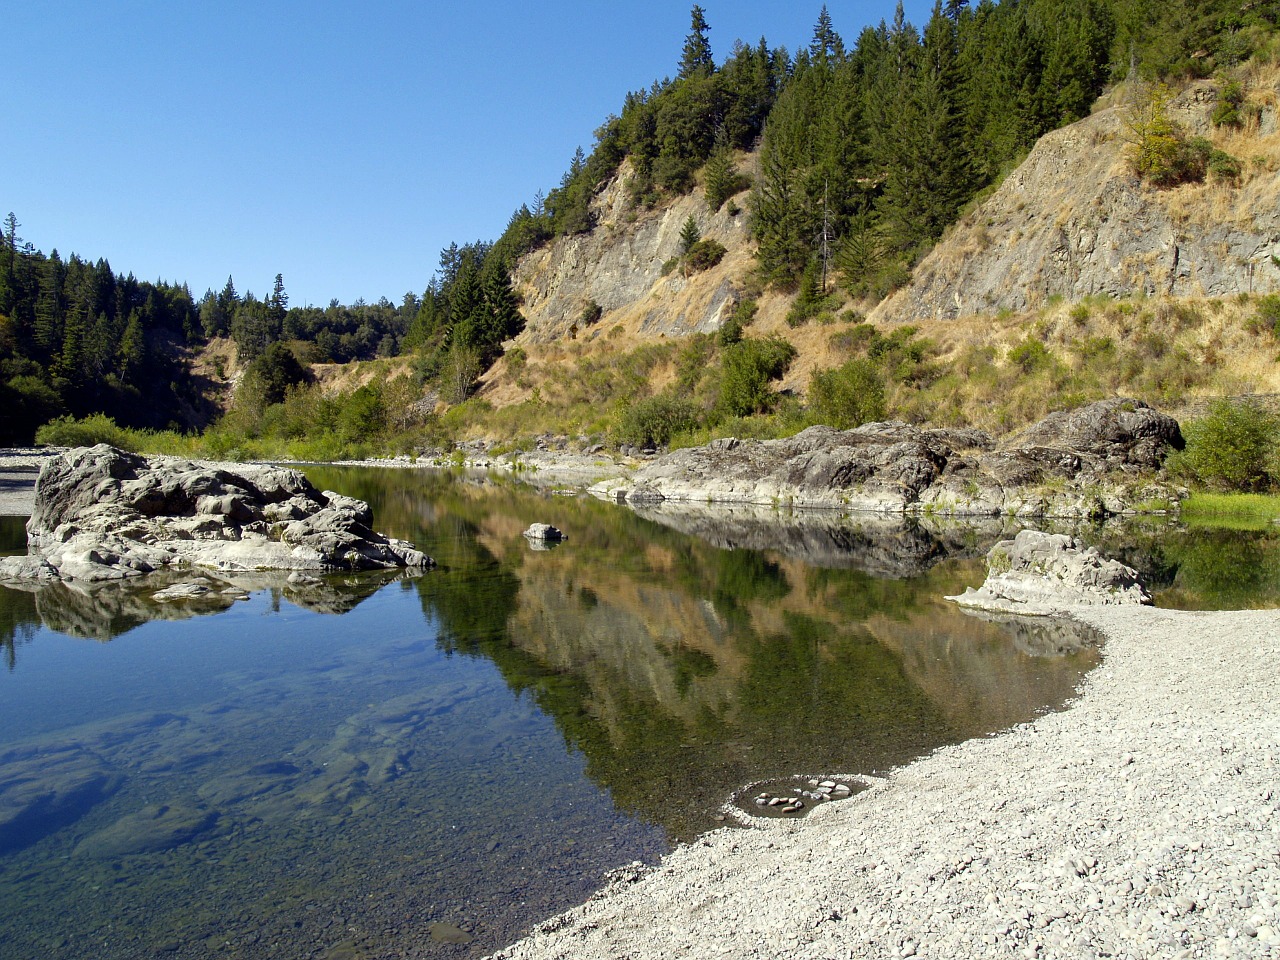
[3,467,1265,960]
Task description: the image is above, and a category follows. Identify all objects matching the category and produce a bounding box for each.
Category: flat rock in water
[0,746,124,854]
[428,922,473,944]
[0,445,433,582]
[74,802,219,858]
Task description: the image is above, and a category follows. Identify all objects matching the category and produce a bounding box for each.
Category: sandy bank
[488,606,1280,960]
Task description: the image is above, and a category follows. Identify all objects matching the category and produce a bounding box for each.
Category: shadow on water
[11,465,1271,959]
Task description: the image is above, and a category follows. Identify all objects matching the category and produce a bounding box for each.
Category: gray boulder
[947,529,1151,615]
[596,399,1182,519]
[0,445,432,582]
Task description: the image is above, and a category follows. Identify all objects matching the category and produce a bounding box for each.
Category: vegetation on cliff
[7,0,1280,504]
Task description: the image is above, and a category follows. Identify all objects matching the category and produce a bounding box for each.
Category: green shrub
[1256,294,1280,339]
[1170,399,1280,492]
[1208,149,1242,183]
[807,357,886,430]
[35,414,137,450]
[614,393,699,448]
[1211,80,1246,127]
[719,337,797,417]
[580,301,603,325]
[685,238,727,272]
[1008,337,1054,373]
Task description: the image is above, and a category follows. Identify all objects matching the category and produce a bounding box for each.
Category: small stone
[523,523,566,542]
[901,941,918,958]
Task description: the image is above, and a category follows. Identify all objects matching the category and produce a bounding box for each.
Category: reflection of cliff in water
[297,467,1099,841]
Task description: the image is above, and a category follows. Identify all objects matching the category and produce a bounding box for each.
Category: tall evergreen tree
[679,6,714,79]
[810,5,845,65]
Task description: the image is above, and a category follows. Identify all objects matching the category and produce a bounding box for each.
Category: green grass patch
[1181,492,1280,531]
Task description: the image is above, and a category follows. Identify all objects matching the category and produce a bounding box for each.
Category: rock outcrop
[870,81,1280,324]
[0,445,432,582]
[593,399,1182,519]
[511,162,752,345]
[947,529,1152,615]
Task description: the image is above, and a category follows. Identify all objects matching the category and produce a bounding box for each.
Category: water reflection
[0,466,1116,959]
[305,466,1100,839]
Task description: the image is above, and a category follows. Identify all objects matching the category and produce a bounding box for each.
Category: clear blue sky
[6,1,932,307]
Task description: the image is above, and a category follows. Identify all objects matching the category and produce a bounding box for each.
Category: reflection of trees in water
[364,473,969,839]
[1079,521,1280,610]
[0,587,39,671]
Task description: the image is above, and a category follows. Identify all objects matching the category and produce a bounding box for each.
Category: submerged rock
[74,802,219,858]
[0,746,124,854]
[948,529,1151,615]
[0,445,433,582]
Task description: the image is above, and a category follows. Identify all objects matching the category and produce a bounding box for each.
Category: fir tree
[679,5,714,79]
[810,5,845,65]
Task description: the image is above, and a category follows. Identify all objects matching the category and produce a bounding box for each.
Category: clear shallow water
[0,469,1124,959]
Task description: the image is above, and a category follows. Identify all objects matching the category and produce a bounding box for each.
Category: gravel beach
[489,605,1280,960]
[0,448,52,516]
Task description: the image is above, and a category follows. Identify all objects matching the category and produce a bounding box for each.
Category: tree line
[496,0,1277,294]
[4,0,1275,446]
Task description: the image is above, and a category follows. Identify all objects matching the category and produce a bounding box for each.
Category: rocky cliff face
[871,78,1280,324]
[511,161,754,344]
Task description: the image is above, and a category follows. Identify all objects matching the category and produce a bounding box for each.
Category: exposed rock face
[871,81,1280,324]
[948,529,1151,614]
[0,445,432,582]
[511,162,752,344]
[594,399,1182,519]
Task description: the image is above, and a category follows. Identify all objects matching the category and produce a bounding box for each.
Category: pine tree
[876,2,972,254]
[678,5,714,79]
[703,128,737,211]
[680,215,701,255]
[810,5,845,66]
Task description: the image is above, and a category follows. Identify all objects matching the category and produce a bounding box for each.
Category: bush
[807,358,886,430]
[1256,294,1280,338]
[1008,337,1055,373]
[614,393,699,448]
[719,337,797,417]
[1211,80,1246,128]
[1170,399,1280,492]
[685,238,727,272]
[1207,149,1242,184]
[35,414,137,451]
[580,301,603,325]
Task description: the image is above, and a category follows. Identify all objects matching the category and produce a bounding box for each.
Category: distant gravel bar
[489,606,1280,960]
[0,448,55,516]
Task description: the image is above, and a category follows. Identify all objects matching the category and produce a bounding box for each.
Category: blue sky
[6,1,932,307]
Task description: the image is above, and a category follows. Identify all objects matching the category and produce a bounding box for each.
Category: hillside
[872,72,1280,323]
[467,66,1280,435]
